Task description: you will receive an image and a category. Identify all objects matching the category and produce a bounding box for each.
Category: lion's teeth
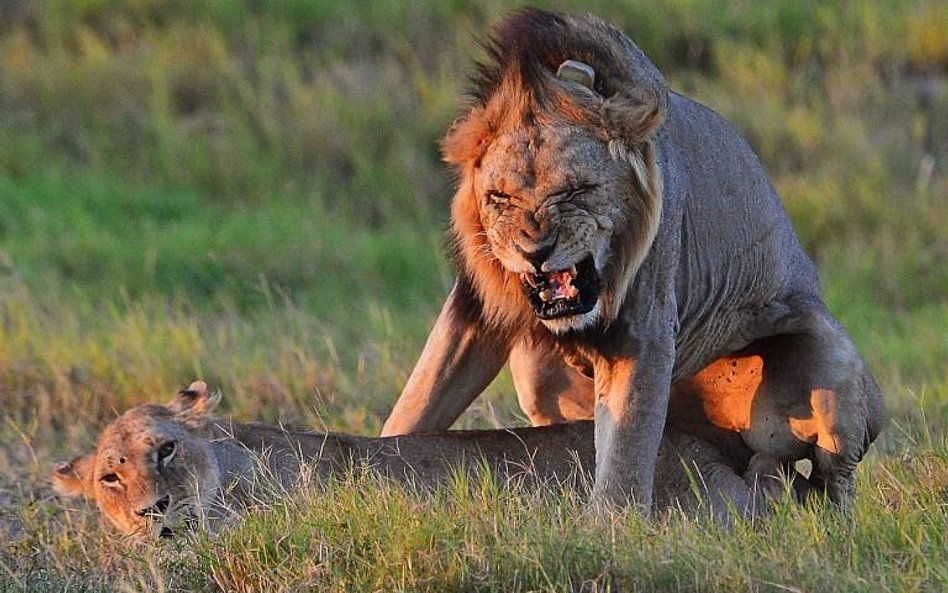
[522,274,537,288]
[567,285,580,299]
[568,265,578,277]
[539,289,553,302]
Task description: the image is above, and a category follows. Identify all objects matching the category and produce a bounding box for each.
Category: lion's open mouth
[521,256,599,320]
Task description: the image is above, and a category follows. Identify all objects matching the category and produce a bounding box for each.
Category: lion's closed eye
[487,190,510,205]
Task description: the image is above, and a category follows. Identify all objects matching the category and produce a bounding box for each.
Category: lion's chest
[551,316,647,381]
[559,347,594,379]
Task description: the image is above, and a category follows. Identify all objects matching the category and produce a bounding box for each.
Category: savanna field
[0,0,946,591]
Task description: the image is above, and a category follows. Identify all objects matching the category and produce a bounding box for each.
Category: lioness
[382,9,883,510]
[53,381,801,538]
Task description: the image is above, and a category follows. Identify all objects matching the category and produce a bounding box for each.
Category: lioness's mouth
[156,512,199,539]
[521,256,599,320]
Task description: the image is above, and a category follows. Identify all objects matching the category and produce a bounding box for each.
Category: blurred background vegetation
[0,0,945,449]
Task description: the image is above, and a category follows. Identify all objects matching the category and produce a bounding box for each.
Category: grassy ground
[1,0,946,591]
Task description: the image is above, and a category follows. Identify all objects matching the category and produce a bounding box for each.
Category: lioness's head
[52,381,221,538]
[445,9,668,333]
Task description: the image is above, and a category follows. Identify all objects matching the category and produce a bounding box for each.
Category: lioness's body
[53,382,794,538]
[382,9,883,509]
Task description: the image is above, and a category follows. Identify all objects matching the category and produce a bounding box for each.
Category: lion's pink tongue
[549,271,578,300]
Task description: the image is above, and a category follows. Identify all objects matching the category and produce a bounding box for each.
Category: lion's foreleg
[592,337,674,511]
[510,339,594,426]
[381,283,511,436]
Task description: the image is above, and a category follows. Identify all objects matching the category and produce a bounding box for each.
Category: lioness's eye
[157,441,176,466]
[569,184,597,198]
[100,473,120,484]
[487,190,510,205]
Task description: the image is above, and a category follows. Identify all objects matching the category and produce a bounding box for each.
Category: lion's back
[654,92,824,376]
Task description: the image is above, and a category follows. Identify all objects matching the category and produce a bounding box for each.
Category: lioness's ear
[52,454,95,499]
[168,380,220,426]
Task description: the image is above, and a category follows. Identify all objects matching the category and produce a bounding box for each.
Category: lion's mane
[443,9,669,332]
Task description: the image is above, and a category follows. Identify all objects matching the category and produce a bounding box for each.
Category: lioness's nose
[135,494,170,517]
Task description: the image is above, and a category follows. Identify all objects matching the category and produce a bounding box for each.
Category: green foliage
[0,0,946,590]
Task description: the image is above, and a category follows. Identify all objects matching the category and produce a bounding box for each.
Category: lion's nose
[135,495,170,517]
[515,241,555,272]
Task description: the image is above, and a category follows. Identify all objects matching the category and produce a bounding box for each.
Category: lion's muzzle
[522,255,600,320]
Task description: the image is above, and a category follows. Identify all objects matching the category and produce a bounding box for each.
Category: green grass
[1,0,947,590]
[0,167,449,315]
[4,452,947,592]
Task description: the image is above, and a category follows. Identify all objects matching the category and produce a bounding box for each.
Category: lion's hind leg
[743,453,815,509]
[806,362,884,509]
[657,432,805,524]
[750,312,884,511]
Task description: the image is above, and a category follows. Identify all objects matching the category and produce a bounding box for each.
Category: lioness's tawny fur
[53,381,799,538]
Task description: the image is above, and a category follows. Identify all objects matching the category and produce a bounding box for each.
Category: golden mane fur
[444,9,667,331]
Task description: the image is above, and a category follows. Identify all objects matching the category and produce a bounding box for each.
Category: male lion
[382,9,884,510]
[52,381,802,538]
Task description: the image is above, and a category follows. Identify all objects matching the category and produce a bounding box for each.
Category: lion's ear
[601,84,667,146]
[441,108,493,168]
[556,60,596,90]
[601,85,668,148]
[168,380,220,426]
[52,454,95,499]
[553,58,666,148]
[593,42,668,147]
